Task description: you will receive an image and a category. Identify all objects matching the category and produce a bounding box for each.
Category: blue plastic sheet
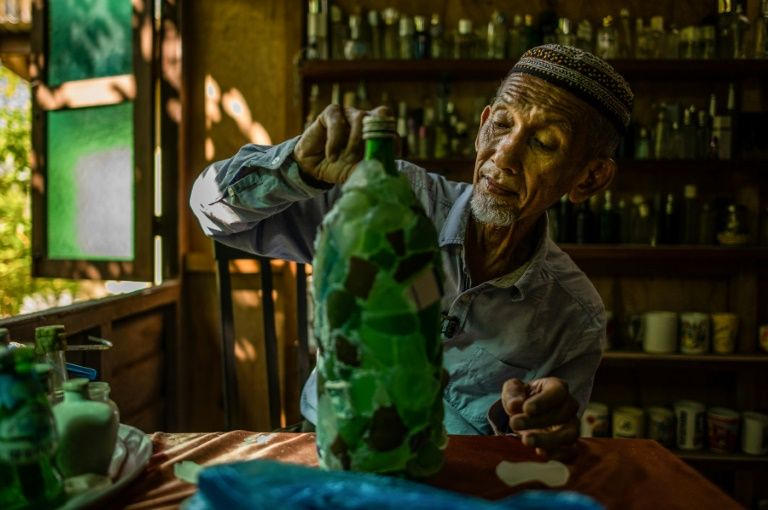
[182,459,602,510]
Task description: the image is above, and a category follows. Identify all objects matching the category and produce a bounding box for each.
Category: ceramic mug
[712,313,739,354]
[758,324,768,354]
[679,312,710,354]
[612,406,645,439]
[674,400,706,450]
[707,407,740,453]
[581,402,610,438]
[636,311,678,354]
[741,411,768,455]
[647,406,675,447]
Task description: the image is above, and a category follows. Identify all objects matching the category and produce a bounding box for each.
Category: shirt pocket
[467,345,533,398]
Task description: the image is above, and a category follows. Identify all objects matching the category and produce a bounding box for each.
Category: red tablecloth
[117,431,740,509]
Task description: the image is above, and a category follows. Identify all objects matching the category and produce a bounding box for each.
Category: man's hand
[294,103,391,184]
[501,377,580,459]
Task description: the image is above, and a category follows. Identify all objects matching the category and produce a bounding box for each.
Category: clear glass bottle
[648,16,666,59]
[399,15,415,60]
[454,19,476,59]
[413,15,430,59]
[344,14,369,60]
[429,14,445,58]
[754,0,768,58]
[306,0,323,60]
[701,25,717,58]
[382,7,399,60]
[635,18,649,58]
[664,25,680,59]
[330,5,347,60]
[617,9,633,58]
[313,114,446,476]
[718,0,736,58]
[680,26,697,59]
[596,15,619,59]
[734,4,751,58]
[653,109,670,159]
[556,17,577,47]
[576,18,594,53]
[508,14,526,60]
[34,325,67,403]
[88,381,120,425]
[681,185,700,245]
[487,10,507,59]
[368,10,382,59]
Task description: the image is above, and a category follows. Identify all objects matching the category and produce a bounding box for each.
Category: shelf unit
[674,450,768,466]
[602,351,768,366]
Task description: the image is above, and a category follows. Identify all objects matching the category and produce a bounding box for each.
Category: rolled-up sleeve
[189,137,339,262]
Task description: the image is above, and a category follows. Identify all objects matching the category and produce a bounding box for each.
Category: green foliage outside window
[0,66,83,318]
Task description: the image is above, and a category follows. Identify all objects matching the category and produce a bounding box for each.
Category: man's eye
[532,138,555,151]
[492,120,510,129]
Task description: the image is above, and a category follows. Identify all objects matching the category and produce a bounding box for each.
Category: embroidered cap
[510,44,634,134]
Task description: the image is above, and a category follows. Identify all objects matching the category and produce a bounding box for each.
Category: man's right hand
[293,104,390,184]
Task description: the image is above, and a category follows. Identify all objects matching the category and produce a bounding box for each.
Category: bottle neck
[364,136,397,176]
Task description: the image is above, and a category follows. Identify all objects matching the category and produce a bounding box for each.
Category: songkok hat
[510,44,634,134]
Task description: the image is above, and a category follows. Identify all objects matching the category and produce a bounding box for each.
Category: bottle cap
[524,14,534,27]
[650,16,664,31]
[414,15,426,32]
[430,13,441,26]
[620,8,630,17]
[458,18,472,34]
[558,18,572,34]
[383,7,398,26]
[684,185,698,198]
[363,114,397,139]
[367,9,379,26]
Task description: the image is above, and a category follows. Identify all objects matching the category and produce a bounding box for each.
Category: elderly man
[190,44,633,457]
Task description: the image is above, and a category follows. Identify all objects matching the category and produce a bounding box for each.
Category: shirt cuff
[487,398,519,436]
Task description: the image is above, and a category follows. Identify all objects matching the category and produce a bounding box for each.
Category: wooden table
[117,431,741,509]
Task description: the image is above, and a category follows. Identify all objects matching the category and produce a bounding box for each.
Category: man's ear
[568,158,616,204]
[475,105,492,152]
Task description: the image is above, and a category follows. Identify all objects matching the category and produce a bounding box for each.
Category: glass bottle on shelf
[487,10,507,59]
[429,14,445,58]
[660,193,679,244]
[669,121,684,159]
[508,14,526,60]
[368,10,382,59]
[681,184,700,245]
[344,14,369,60]
[596,16,619,59]
[635,18,649,58]
[698,201,716,244]
[522,14,539,52]
[399,15,415,60]
[664,25,680,59]
[734,4,751,58]
[617,9,633,58]
[680,26,696,59]
[635,126,651,159]
[717,203,749,245]
[701,25,717,58]
[88,381,120,425]
[396,101,409,157]
[556,17,577,47]
[648,16,665,58]
[718,0,736,58]
[653,108,670,159]
[330,5,347,60]
[342,90,357,109]
[576,18,594,53]
[305,84,321,130]
[454,19,476,59]
[306,0,322,60]
[330,82,341,106]
[695,109,710,158]
[356,81,371,111]
[681,107,697,159]
[414,15,430,59]
[754,0,768,58]
[632,196,654,244]
[382,7,399,59]
[599,190,621,243]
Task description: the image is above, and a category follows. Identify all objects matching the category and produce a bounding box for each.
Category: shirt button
[271,156,280,166]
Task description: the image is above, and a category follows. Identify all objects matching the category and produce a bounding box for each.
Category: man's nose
[491,132,524,175]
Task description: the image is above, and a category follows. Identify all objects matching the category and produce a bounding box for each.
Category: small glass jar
[88,381,121,425]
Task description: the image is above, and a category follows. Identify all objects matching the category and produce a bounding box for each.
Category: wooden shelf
[602,351,768,366]
[561,245,768,275]
[674,449,768,466]
[299,59,768,83]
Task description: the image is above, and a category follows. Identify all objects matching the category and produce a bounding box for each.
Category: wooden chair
[213,241,310,431]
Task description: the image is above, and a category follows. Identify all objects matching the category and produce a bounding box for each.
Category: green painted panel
[48,0,133,86]
[47,103,134,261]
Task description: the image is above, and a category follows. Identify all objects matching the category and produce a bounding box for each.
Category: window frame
[29,0,178,282]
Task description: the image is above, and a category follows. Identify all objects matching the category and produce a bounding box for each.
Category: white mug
[612,406,645,439]
[641,311,678,354]
[581,402,610,438]
[674,400,706,450]
[741,411,768,455]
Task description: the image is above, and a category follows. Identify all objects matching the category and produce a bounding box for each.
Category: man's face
[471,74,594,227]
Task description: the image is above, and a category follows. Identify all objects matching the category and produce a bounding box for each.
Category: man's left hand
[501,377,580,459]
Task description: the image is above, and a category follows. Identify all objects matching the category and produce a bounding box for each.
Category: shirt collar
[438,184,550,300]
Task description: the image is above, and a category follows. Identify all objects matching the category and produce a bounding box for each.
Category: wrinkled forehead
[493,73,595,130]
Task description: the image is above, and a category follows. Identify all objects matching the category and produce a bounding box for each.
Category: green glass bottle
[0,347,64,509]
[313,114,446,477]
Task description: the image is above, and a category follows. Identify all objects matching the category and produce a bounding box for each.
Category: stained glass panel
[46,103,134,260]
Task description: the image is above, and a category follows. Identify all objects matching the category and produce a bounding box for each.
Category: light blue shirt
[190,137,606,435]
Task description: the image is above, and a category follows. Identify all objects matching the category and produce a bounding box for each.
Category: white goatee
[470,187,518,226]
